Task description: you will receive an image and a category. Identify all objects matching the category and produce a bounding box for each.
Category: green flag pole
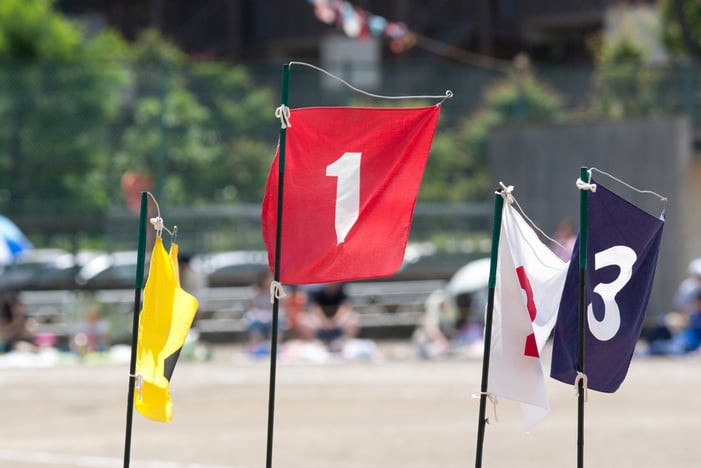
[265,63,290,468]
[474,188,504,468]
[577,167,590,468]
[123,191,149,468]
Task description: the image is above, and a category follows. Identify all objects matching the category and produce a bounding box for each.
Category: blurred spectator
[71,306,111,354]
[243,268,283,356]
[306,282,359,352]
[673,258,701,315]
[413,289,484,359]
[551,218,577,261]
[284,285,308,340]
[178,250,207,310]
[0,293,35,352]
[647,289,701,355]
[642,259,701,355]
[413,289,457,359]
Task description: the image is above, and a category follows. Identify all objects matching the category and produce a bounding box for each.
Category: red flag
[262,105,441,284]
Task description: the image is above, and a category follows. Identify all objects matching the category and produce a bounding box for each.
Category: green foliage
[659,0,701,57]
[422,70,563,202]
[588,34,664,119]
[112,31,275,206]
[0,2,276,232]
[0,0,130,217]
[130,29,187,65]
[0,0,80,60]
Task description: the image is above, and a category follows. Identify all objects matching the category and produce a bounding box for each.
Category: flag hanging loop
[472,392,499,423]
[269,281,287,304]
[146,191,175,238]
[129,373,144,401]
[575,178,597,192]
[287,61,453,104]
[497,181,514,204]
[574,372,589,402]
[275,105,291,129]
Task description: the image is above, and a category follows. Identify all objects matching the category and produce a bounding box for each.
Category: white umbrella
[446,257,491,295]
[0,215,32,265]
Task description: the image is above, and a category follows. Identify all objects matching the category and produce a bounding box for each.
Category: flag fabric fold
[262,105,441,284]
[489,199,568,430]
[135,237,198,422]
[550,180,664,393]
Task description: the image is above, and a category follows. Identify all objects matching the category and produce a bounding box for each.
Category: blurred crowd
[241,269,372,361]
[641,258,701,356]
[3,243,701,364]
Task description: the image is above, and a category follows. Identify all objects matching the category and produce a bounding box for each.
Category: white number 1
[326,152,361,244]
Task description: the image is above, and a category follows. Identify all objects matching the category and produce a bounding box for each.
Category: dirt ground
[0,342,699,468]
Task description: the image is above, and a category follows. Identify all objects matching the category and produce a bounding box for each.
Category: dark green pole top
[579,167,590,270]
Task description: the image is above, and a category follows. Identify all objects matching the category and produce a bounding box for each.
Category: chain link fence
[0,60,699,252]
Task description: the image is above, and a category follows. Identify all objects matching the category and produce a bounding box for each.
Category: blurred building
[56,0,655,64]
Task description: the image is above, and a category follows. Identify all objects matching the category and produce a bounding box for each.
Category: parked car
[0,249,102,291]
[76,251,139,290]
[200,250,268,287]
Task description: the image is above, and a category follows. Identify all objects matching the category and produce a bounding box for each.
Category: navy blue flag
[550,180,664,393]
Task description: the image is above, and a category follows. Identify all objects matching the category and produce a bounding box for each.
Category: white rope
[269,280,287,304]
[498,182,565,250]
[497,181,514,204]
[275,105,292,129]
[472,392,499,423]
[288,61,453,104]
[576,178,597,192]
[149,216,165,233]
[146,192,174,237]
[589,167,668,203]
[131,373,144,401]
[574,372,588,402]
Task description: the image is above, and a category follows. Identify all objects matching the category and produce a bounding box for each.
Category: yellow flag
[135,236,198,422]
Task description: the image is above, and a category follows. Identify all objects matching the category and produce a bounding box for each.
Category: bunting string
[288,61,453,103]
[305,0,511,70]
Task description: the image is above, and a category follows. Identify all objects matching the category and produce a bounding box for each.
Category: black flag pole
[474,188,505,468]
[576,167,591,468]
[123,191,149,468]
[265,63,290,468]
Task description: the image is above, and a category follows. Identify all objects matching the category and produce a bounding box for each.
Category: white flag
[488,200,568,430]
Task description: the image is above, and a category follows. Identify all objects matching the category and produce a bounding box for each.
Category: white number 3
[587,245,637,341]
[326,152,361,244]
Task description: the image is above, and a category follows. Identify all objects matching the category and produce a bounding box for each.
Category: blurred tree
[113,30,274,206]
[659,0,701,59]
[587,33,664,119]
[0,0,129,216]
[422,59,563,202]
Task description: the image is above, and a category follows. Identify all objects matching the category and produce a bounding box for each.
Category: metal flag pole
[474,188,505,468]
[265,63,290,468]
[123,191,149,468]
[577,167,590,468]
